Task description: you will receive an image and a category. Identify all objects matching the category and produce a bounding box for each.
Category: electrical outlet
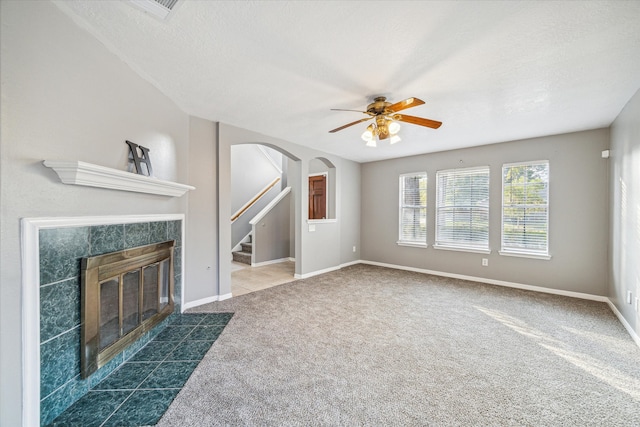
[627,291,633,304]
[635,297,639,313]
[352,246,356,253]
[482,258,488,267]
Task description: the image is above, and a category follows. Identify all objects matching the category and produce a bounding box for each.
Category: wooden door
[308,175,327,219]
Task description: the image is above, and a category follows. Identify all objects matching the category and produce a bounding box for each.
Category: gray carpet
[156,264,640,426]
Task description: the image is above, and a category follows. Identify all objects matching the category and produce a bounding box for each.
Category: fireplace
[81,240,175,377]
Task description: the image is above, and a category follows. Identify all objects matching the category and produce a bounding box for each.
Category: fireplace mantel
[43,160,195,197]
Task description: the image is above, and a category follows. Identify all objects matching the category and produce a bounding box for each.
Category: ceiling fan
[329,96,442,147]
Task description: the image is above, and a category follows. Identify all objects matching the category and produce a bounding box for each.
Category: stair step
[232,251,251,265]
[241,242,253,253]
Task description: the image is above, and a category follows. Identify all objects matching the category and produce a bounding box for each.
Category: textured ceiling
[53,0,640,163]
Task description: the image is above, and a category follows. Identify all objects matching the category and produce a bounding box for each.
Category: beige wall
[609,88,640,335]
[361,129,610,296]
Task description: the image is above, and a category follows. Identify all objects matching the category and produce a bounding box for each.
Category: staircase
[232,236,252,265]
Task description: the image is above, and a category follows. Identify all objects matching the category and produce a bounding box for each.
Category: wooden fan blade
[388,97,425,113]
[330,108,372,114]
[329,117,372,133]
[395,114,442,129]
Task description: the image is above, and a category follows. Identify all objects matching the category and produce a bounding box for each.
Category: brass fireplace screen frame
[81,240,175,378]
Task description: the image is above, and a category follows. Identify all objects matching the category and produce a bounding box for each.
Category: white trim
[605,300,640,348]
[249,187,291,225]
[398,172,427,246]
[306,219,337,224]
[359,260,608,302]
[218,293,233,301]
[20,214,185,427]
[433,244,491,255]
[181,291,233,310]
[339,259,362,269]
[499,250,552,260]
[294,265,340,279]
[397,241,428,248]
[43,161,195,197]
[288,257,296,262]
[251,257,291,268]
[257,145,283,174]
[501,160,550,256]
[182,296,218,311]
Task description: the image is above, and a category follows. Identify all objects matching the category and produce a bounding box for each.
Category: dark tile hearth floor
[47,313,233,427]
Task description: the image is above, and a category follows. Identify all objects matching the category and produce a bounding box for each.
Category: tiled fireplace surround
[21,215,185,426]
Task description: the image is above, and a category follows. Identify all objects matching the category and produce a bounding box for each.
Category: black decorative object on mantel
[126,140,154,176]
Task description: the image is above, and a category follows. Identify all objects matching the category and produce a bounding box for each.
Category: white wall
[0,2,189,425]
[609,89,640,335]
[361,129,610,295]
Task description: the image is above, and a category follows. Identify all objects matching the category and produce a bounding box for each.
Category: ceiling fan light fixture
[361,129,374,142]
[390,134,401,145]
[388,121,401,135]
[365,139,377,147]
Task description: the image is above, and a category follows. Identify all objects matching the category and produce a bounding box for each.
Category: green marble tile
[149,221,168,244]
[154,325,194,341]
[41,327,81,399]
[40,278,80,342]
[187,325,225,341]
[166,341,213,361]
[39,227,89,285]
[173,246,182,276]
[40,375,88,427]
[88,353,124,389]
[101,389,180,427]
[167,220,182,246]
[202,312,234,325]
[89,224,124,256]
[170,313,208,325]
[46,390,131,427]
[129,341,179,362]
[124,222,150,248]
[92,362,159,390]
[122,333,152,361]
[174,274,182,309]
[139,361,199,389]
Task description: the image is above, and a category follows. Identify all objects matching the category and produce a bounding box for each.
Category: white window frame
[397,172,428,247]
[500,160,551,259]
[434,166,490,254]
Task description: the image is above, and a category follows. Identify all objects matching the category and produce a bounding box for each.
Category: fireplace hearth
[81,240,175,377]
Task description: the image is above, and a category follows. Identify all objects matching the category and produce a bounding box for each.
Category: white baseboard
[182,292,233,310]
[340,259,362,269]
[360,260,609,302]
[252,257,291,267]
[294,265,341,279]
[218,292,233,301]
[606,299,640,348]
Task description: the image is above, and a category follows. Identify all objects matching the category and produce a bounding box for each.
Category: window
[501,161,549,257]
[399,173,427,245]
[435,166,490,252]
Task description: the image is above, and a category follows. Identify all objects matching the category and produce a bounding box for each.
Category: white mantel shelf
[43,160,195,197]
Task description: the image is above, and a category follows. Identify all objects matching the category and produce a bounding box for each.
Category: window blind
[435,167,489,250]
[399,173,427,244]
[502,161,549,255]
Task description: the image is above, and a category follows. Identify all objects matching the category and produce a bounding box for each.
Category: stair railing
[231,177,281,223]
